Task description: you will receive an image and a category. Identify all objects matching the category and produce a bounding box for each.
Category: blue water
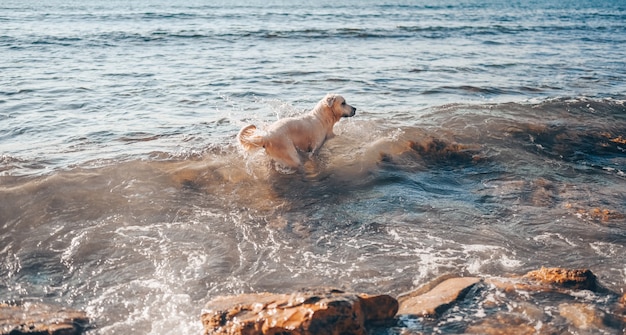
[1,1,626,334]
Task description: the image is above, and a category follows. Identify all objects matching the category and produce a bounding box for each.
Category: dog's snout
[350,107,356,116]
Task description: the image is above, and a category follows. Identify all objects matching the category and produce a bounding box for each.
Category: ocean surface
[1,0,626,333]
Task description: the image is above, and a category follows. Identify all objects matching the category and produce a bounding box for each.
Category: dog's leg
[265,140,302,170]
[279,146,302,170]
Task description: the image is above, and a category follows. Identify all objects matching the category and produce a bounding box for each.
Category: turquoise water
[1,1,625,333]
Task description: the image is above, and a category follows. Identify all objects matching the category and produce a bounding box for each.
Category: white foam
[589,241,622,258]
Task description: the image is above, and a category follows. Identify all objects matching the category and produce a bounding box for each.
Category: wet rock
[559,303,607,330]
[564,203,625,223]
[483,277,537,294]
[408,137,481,165]
[617,295,626,325]
[465,312,536,335]
[523,267,603,291]
[201,269,623,334]
[484,269,605,295]
[0,302,90,335]
[509,301,546,322]
[397,277,481,317]
[201,288,398,335]
[601,132,626,145]
[529,178,558,207]
[544,302,626,334]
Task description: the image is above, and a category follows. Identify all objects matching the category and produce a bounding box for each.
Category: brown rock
[201,288,398,335]
[484,277,547,294]
[608,134,626,144]
[559,303,606,330]
[465,312,540,335]
[0,302,90,335]
[616,295,626,326]
[397,277,481,317]
[523,267,602,291]
[529,178,558,207]
[408,137,480,164]
[485,267,607,295]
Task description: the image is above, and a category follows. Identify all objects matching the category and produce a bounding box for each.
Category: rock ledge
[201,288,398,335]
[0,302,90,335]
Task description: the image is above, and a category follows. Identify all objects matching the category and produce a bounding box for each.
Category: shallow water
[1,0,626,334]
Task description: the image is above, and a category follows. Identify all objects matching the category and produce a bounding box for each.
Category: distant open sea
[1,0,625,334]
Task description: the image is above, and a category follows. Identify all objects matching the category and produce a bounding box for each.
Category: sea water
[1,0,625,333]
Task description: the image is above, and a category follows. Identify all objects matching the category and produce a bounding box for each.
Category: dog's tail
[237,124,265,151]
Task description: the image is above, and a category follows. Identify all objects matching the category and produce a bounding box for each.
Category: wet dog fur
[238,93,356,170]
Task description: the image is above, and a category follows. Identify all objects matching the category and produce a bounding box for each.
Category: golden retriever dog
[238,93,356,170]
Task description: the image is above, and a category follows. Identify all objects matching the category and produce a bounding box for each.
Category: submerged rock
[397,276,480,317]
[201,288,398,335]
[559,303,608,330]
[0,302,90,335]
[465,312,543,335]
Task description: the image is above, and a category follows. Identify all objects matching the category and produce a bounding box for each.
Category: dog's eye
[341,101,346,105]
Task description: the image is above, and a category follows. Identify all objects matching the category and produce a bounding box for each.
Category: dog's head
[323,93,356,120]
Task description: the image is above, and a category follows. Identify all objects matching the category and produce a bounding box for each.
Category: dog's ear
[324,93,337,107]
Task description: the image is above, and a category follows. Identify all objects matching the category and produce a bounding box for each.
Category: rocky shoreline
[0,301,90,335]
[201,267,625,335]
[2,267,625,335]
